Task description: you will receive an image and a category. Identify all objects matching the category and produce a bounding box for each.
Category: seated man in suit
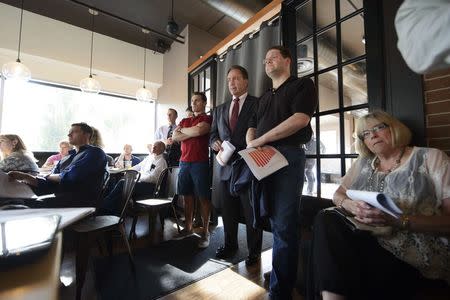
[8,122,107,207]
[210,65,262,266]
[101,141,167,215]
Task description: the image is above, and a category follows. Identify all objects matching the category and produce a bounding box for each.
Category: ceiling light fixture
[166,0,180,36]
[136,29,153,102]
[2,0,31,81]
[80,9,101,94]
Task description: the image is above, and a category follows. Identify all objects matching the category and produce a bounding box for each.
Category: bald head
[152,141,166,155]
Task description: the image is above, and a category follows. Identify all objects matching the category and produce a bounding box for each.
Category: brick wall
[423,67,450,156]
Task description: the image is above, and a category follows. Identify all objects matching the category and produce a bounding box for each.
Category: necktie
[229,97,240,132]
[167,125,174,139]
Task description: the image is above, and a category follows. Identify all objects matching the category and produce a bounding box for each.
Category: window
[189,59,216,112]
[0,80,156,153]
[295,0,368,199]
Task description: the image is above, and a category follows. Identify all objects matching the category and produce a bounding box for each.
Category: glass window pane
[316,0,335,30]
[318,69,339,111]
[205,90,211,112]
[317,26,337,71]
[343,59,367,107]
[200,71,204,91]
[320,158,341,199]
[340,0,363,18]
[193,75,199,92]
[341,15,365,61]
[205,67,211,90]
[319,113,340,154]
[345,157,358,173]
[344,108,368,154]
[297,38,314,77]
[1,81,155,153]
[296,0,313,41]
[303,157,318,196]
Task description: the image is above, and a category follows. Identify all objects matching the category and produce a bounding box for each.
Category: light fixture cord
[89,11,95,77]
[17,0,24,61]
[143,33,147,88]
[171,0,174,19]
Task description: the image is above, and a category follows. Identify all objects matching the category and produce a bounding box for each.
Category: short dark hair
[227,65,249,80]
[192,91,207,102]
[267,45,292,62]
[168,108,178,118]
[71,122,93,137]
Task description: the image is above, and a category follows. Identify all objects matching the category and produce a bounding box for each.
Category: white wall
[0,3,163,97]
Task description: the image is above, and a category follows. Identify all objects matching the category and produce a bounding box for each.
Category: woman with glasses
[307,111,450,300]
[0,134,39,175]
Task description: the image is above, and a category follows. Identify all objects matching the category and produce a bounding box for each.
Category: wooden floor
[59,216,305,300]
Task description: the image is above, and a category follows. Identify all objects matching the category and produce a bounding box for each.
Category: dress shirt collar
[233,92,248,102]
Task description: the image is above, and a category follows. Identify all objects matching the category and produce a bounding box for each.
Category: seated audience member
[307,111,450,300]
[42,140,72,169]
[8,123,107,207]
[114,144,141,168]
[90,126,114,166]
[102,141,167,215]
[0,134,39,175]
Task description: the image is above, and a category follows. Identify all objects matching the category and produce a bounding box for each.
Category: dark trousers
[268,146,305,300]
[307,211,426,300]
[220,180,262,256]
[102,179,155,215]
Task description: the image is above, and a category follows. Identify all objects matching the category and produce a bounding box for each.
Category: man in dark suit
[210,65,262,266]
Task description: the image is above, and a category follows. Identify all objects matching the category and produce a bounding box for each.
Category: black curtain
[212,18,280,212]
[215,18,281,105]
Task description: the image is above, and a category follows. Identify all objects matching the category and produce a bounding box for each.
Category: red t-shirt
[179,113,212,162]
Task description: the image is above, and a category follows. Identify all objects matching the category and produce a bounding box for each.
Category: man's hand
[247,136,266,148]
[211,139,223,152]
[165,137,174,145]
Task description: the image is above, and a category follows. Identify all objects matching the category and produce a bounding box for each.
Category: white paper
[346,189,402,218]
[0,171,37,199]
[215,140,236,166]
[238,146,289,181]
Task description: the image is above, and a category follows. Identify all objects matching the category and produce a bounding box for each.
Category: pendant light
[80,9,101,94]
[2,0,31,81]
[136,29,153,102]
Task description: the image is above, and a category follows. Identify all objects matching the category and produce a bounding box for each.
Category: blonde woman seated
[114,144,141,168]
[307,111,450,300]
[90,126,114,166]
[42,141,72,169]
[0,134,39,175]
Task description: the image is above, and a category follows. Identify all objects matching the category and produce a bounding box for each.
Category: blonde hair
[89,127,104,149]
[0,134,27,154]
[354,110,412,157]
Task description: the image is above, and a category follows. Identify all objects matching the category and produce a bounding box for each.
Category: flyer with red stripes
[238,146,289,180]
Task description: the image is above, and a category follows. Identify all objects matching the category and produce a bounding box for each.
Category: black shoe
[263,270,271,281]
[245,254,261,266]
[215,245,238,259]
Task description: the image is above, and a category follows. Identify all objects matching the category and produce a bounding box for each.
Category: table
[0,207,95,300]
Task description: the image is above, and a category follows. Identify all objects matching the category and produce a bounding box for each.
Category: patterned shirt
[0,152,39,175]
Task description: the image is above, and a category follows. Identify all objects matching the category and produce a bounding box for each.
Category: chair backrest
[118,170,140,219]
[95,169,110,212]
[152,168,169,198]
[165,167,179,199]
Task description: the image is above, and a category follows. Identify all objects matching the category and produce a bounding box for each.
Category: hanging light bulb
[136,29,153,102]
[2,0,31,81]
[80,9,101,94]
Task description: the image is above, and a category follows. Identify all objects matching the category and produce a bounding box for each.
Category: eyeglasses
[359,123,389,140]
[262,56,280,65]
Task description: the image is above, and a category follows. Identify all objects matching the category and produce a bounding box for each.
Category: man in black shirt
[247,46,317,300]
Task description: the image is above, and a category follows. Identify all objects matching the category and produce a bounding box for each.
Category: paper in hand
[238,146,288,180]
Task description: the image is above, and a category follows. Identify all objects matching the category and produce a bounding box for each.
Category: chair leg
[76,233,91,300]
[129,216,138,240]
[118,223,134,264]
[171,204,181,233]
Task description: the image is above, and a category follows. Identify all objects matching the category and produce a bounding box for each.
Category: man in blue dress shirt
[9,122,107,207]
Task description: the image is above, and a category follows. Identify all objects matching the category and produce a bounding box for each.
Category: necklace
[367,147,406,192]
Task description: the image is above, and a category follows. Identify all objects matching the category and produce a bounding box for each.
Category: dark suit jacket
[210,95,257,180]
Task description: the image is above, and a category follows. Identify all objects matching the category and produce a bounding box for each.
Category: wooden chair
[70,169,140,300]
[129,167,181,241]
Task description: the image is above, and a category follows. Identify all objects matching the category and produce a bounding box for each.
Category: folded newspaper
[346,189,403,218]
[0,170,37,199]
[238,146,288,180]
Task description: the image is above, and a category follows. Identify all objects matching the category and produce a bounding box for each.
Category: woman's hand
[342,199,390,226]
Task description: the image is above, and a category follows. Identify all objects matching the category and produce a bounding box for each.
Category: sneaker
[197,232,210,248]
[172,228,194,240]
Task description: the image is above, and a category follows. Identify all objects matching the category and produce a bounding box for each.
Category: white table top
[0,207,95,230]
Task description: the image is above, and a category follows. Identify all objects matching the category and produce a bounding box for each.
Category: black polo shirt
[249,76,317,147]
